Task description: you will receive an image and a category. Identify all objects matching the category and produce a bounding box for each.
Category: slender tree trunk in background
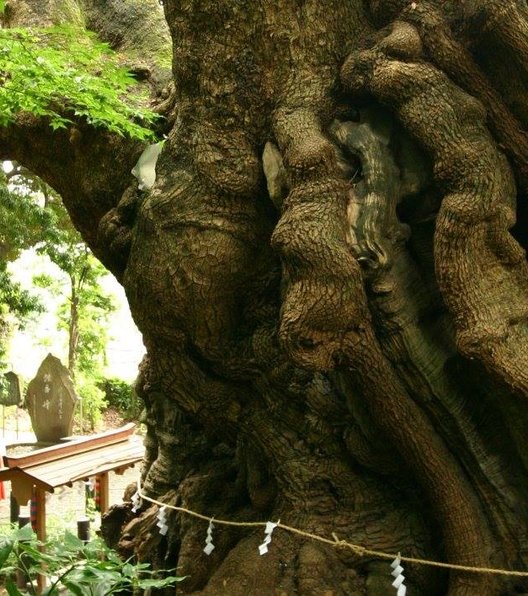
[68,275,79,378]
[3,0,528,594]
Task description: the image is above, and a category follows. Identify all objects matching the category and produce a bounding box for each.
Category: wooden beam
[4,423,136,468]
[10,476,35,506]
[34,487,46,543]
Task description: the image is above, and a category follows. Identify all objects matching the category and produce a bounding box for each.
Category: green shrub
[0,525,185,595]
[76,378,107,431]
[98,377,142,420]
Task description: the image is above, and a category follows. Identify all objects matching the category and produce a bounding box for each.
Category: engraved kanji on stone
[26,354,78,442]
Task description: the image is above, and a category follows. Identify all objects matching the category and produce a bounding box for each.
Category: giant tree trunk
[3,0,528,594]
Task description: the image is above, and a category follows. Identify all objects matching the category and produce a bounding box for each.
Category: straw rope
[136,489,528,577]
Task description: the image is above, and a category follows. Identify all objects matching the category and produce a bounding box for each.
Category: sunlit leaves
[0,168,114,390]
[0,528,185,594]
[0,25,159,140]
[0,267,43,322]
[0,179,58,263]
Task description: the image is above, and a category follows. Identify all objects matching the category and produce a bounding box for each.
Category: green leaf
[137,575,188,588]
[121,562,135,577]
[62,531,84,552]
[0,524,183,596]
[0,537,14,569]
[5,578,23,596]
[15,525,34,542]
[60,580,84,596]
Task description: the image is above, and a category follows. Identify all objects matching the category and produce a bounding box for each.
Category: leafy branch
[0,25,160,140]
[0,526,185,595]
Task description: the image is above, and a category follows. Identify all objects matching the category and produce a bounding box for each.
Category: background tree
[1,165,115,427]
[32,206,116,379]
[33,245,116,429]
[1,1,528,594]
[0,167,47,367]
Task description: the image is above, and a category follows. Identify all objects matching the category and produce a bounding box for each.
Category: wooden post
[77,517,90,543]
[10,492,20,524]
[34,487,46,595]
[96,473,110,513]
[16,514,31,590]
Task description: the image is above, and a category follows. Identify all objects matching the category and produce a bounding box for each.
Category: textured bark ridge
[3,1,528,594]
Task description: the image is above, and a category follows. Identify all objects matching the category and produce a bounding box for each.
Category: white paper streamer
[391,554,407,596]
[203,519,215,555]
[258,520,279,556]
[156,505,169,536]
[131,490,141,513]
[131,142,164,190]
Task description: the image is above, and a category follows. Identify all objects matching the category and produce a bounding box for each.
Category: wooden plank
[0,439,143,503]
[4,423,136,468]
[10,472,40,507]
[29,440,144,486]
[1,438,142,482]
[34,487,46,543]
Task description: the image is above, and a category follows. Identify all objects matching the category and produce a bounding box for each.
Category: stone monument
[0,371,23,407]
[26,354,78,442]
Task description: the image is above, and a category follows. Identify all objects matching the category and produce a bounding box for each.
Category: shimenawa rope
[136,489,528,577]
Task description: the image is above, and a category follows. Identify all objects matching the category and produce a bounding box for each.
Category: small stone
[0,371,23,406]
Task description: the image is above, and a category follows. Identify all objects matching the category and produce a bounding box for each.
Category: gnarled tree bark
[3,0,528,594]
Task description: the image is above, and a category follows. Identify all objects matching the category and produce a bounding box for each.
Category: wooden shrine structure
[0,422,143,542]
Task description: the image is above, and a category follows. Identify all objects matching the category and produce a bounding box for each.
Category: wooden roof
[0,424,144,504]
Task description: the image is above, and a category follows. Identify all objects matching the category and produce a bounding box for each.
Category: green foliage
[0,25,158,140]
[55,253,116,374]
[0,267,43,325]
[98,377,142,420]
[0,171,47,325]
[76,378,107,431]
[0,263,42,366]
[0,170,47,365]
[0,175,58,263]
[33,247,116,430]
[0,526,185,595]
[19,185,116,376]
[0,167,116,426]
